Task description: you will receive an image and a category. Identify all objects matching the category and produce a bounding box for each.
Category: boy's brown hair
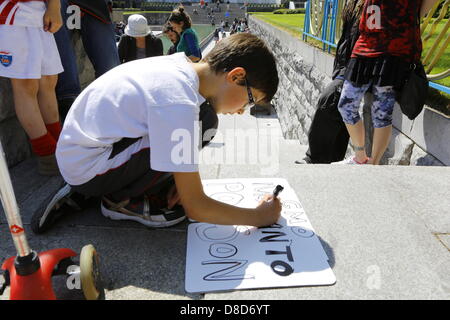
[168,6,192,30]
[204,33,279,104]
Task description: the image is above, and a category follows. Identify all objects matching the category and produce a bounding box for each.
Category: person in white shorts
[0,0,64,175]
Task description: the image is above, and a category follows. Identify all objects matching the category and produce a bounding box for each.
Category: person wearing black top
[296,0,364,164]
[118,14,163,63]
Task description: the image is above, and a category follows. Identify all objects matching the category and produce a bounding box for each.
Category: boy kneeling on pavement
[34,33,281,232]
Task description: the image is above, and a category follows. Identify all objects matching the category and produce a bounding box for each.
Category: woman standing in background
[335,0,439,165]
[298,0,365,165]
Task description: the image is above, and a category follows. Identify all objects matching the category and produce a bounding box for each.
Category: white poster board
[185,178,336,293]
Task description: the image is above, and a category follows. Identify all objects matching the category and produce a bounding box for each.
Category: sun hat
[125,14,152,37]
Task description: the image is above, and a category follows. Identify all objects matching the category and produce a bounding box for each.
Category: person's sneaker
[331,156,370,165]
[31,182,92,234]
[295,159,310,164]
[101,194,186,228]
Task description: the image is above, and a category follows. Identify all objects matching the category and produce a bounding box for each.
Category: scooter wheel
[80,244,103,300]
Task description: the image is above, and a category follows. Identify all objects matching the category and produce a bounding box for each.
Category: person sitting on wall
[118,14,163,63]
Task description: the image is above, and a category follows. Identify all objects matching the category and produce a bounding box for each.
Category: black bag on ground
[69,0,112,23]
[398,62,429,120]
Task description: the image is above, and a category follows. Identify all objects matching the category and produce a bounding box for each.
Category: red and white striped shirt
[0,0,47,27]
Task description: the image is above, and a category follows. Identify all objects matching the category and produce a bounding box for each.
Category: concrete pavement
[1,109,449,300]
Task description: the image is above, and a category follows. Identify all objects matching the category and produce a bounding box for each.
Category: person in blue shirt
[168,6,202,62]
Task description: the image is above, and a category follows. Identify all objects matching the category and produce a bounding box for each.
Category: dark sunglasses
[244,77,255,110]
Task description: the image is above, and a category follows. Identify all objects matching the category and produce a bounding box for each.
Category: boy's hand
[254,194,282,227]
[43,0,63,33]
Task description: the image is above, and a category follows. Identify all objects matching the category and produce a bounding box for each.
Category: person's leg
[54,0,82,121]
[80,14,120,78]
[11,78,59,175]
[32,138,174,233]
[370,85,396,165]
[337,80,371,163]
[304,79,349,164]
[37,75,60,125]
[331,124,351,162]
[10,79,47,140]
[345,121,367,162]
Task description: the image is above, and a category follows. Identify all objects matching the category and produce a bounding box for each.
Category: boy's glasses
[244,77,255,110]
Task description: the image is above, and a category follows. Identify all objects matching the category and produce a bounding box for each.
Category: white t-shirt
[0,0,46,28]
[56,53,206,186]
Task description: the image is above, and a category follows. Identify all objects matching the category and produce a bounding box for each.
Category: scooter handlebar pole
[0,143,31,257]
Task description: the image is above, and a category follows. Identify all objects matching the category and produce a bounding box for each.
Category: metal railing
[302,0,450,95]
[302,0,339,52]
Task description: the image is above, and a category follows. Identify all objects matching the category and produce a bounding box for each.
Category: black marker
[273,185,284,198]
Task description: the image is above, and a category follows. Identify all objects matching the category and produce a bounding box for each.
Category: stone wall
[249,15,334,145]
[0,31,95,168]
[249,15,448,166]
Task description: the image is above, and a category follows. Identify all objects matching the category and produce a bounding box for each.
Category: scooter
[0,142,103,300]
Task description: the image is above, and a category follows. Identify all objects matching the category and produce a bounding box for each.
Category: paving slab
[205,165,450,300]
[1,113,449,300]
[0,223,201,300]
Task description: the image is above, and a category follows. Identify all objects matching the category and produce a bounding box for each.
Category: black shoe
[31,183,93,234]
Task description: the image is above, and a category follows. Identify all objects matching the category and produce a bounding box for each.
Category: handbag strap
[410,0,421,67]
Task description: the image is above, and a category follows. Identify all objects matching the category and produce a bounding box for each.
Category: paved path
[1,109,449,300]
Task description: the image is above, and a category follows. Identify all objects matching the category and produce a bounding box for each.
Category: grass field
[251,12,305,38]
[252,13,449,88]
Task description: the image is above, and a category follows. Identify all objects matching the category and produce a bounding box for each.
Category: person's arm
[173,171,282,227]
[43,0,62,33]
[117,35,128,63]
[155,37,163,57]
[188,55,201,62]
[183,32,202,62]
[420,0,440,17]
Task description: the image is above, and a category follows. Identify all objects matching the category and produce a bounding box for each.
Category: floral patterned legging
[337,80,396,128]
